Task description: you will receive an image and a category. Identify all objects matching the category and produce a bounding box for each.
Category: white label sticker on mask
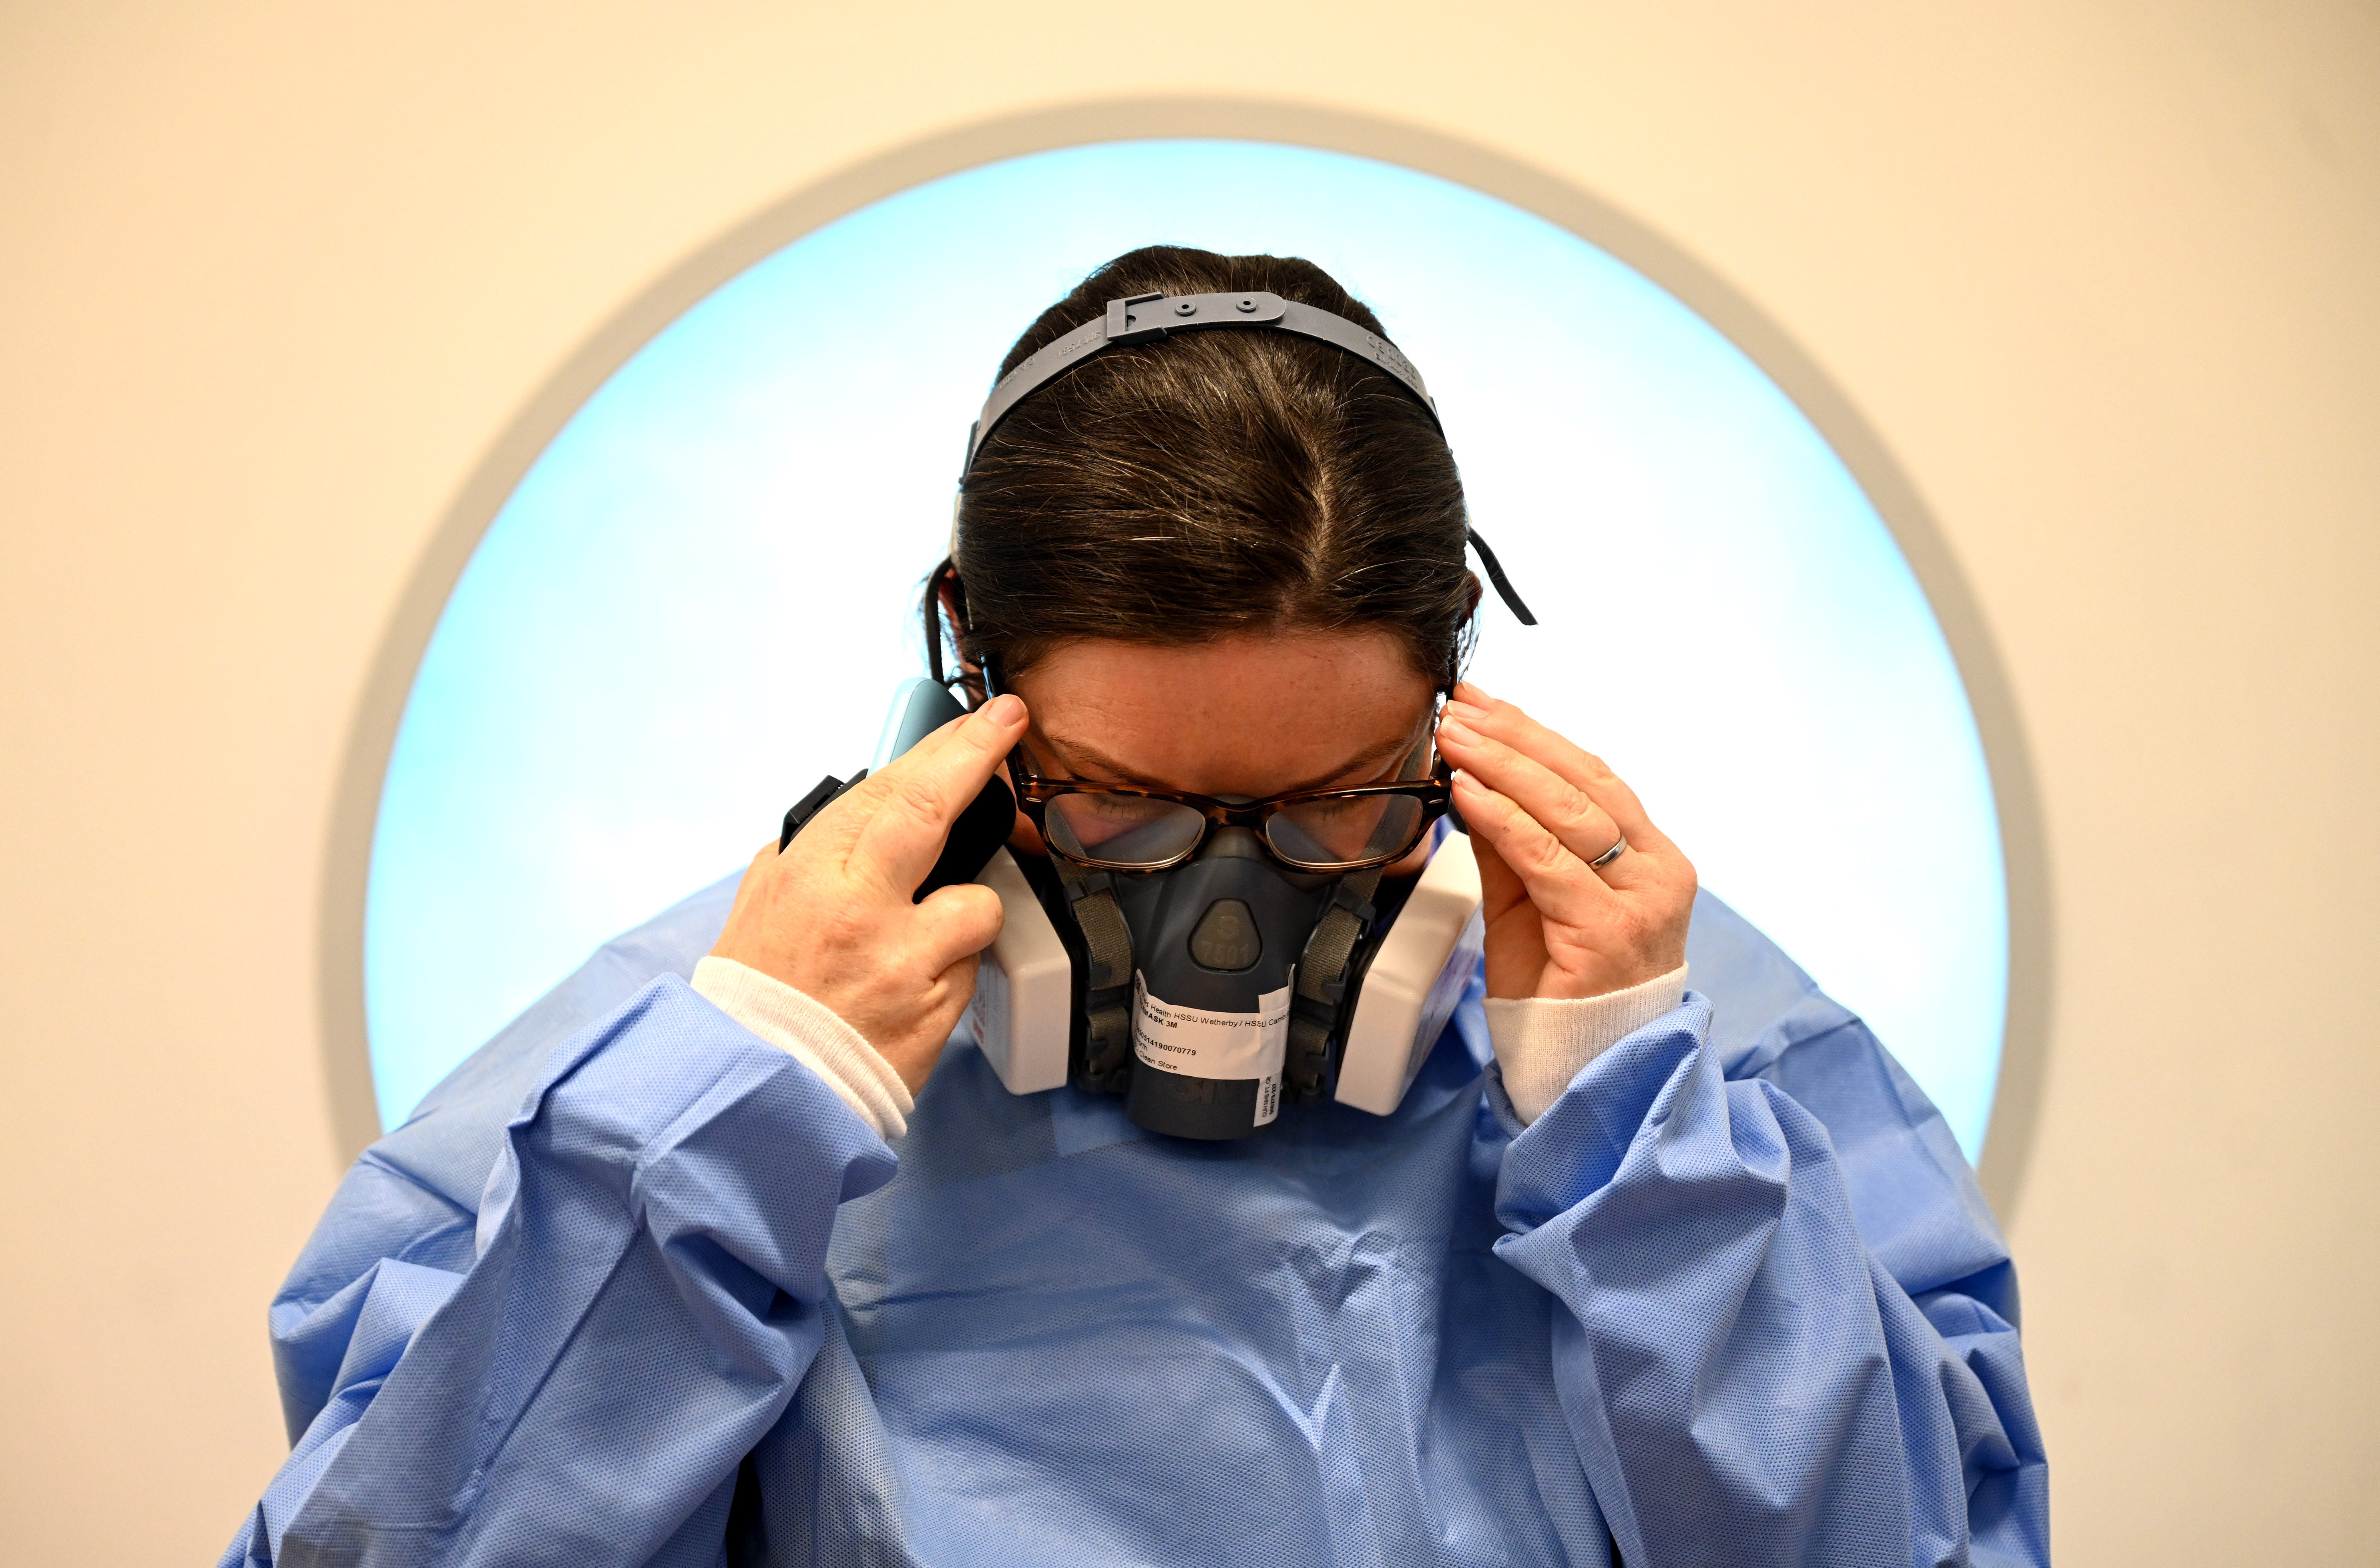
[1133,972,1291,1126]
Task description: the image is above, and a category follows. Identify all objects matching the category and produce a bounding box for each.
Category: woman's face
[1002,629,1439,870]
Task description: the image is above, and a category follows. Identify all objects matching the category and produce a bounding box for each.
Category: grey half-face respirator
[777,289,1535,1139]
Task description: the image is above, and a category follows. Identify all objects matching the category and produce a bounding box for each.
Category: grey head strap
[954,288,1536,627]
[961,290,1438,482]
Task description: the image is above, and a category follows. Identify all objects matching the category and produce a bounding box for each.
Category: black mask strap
[1285,867,1385,1105]
[1049,857,1138,1093]
[1466,527,1537,626]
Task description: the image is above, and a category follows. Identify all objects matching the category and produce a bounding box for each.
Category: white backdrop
[367,140,2006,1153]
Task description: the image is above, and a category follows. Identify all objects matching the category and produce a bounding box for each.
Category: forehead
[1008,631,1435,793]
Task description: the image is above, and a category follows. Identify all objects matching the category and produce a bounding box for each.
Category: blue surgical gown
[223,878,2048,1566]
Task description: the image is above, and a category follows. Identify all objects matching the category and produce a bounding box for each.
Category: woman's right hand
[707,692,1027,1092]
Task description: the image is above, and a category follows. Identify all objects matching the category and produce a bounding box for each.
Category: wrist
[1526,956,1684,1002]
[1487,963,1690,1124]
[691,956,914,1140]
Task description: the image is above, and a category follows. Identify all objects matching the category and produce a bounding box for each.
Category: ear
[923,557,974,693]
[931,566,993,706]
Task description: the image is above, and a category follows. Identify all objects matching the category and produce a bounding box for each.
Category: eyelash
[1029,724,1427,792]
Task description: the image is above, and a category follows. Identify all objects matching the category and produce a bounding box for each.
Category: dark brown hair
[944,246,1478,691]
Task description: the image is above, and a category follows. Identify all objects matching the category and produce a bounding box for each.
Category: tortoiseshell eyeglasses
[1007,750,1452,874]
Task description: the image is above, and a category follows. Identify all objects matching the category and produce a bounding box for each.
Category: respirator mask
[779,288,1536,1139]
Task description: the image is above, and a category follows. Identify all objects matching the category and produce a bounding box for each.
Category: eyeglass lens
[1041,792,1207,868]
[1263,792,1426,868]
[1040,788,1427,871]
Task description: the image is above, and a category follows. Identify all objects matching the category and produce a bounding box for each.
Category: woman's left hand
[1434,681,1697,1001]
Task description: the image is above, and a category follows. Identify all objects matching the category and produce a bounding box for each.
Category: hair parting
[938,245,1482,697]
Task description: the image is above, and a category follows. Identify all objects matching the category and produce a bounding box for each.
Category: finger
[1450,770,1619,929]
[1466,826,1546,1001]
[1448,685,1665,852]
[879,951,985,1094]
[909,880,1004,969]
[908,948,984,1048]
[848,694,1029,895]
[1446,685,1678,858]
[1435,713,1635,882]
[1464,816,1530,922]
[922,949,987,1061]
[931,950,982,1021]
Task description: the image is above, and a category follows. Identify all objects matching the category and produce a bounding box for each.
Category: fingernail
[1442,700,1484,722]
[982,693,1024,726]
[1456,680,1494,702]
[1438,717,1477,746]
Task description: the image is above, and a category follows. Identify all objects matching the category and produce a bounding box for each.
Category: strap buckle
[1103,292,1168,344]
[1104,290,1288,345]
[1325,882,1378,925]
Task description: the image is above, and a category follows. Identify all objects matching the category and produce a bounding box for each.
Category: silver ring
[1588,835,1629,870]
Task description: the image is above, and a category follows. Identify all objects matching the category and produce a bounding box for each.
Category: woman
[227,249,2046,1566]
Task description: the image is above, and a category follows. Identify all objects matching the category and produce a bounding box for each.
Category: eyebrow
[1030,725,1424,796]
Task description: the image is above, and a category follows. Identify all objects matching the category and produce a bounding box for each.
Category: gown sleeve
[218,974,898,1568]
[1491,990,2049,1568]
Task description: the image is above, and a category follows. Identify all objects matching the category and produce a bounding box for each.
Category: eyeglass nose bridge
[1158,808,1296,872]
[1195,822,1270,860]
[1210,800,1272,830]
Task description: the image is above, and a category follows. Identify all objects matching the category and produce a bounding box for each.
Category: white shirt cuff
[1485,964,1690,1126]
[690,956,915,1141]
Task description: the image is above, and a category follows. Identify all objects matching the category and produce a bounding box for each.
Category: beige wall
[3,2,2373,1561]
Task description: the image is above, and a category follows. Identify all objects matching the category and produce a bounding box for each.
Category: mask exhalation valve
[1188,899,1261,971]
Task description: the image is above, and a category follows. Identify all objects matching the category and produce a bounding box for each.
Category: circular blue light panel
[368,140,2007,1156]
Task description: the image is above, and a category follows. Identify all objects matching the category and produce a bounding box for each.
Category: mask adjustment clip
[779,772,866,852]
[1324,881,1378,926]
[1283,866,1386,1105]
[1056,862,1138,1091]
